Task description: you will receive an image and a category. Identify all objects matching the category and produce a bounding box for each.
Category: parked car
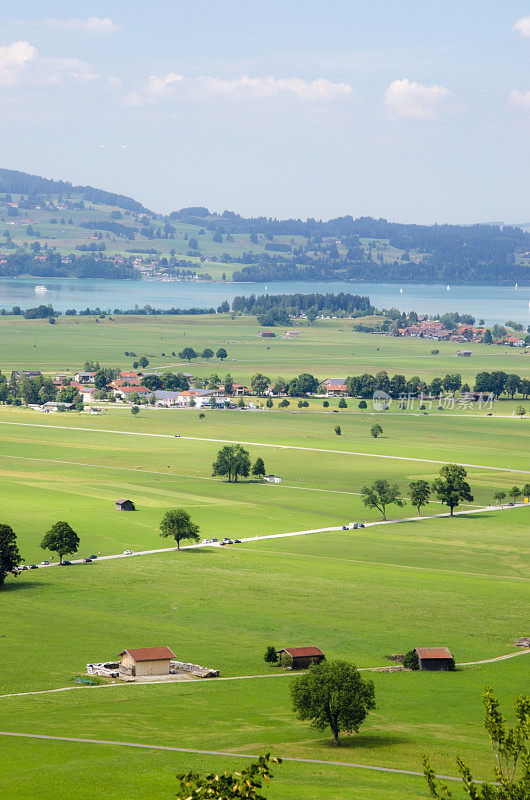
[212,538,218,542]
[174,434,181,438]
[122,549,133,555]
[18,564,28,570]
[234,539,241,543]
[358,523,365,528]
[41,560,50,565]
[222,537,231,543]
[60,560,72,566]
[83,557,93,563]
[29,564,38,569]
[202,539,212,544]
[342,525,348,530]
[89,555,97,559]
[220,541,226,545]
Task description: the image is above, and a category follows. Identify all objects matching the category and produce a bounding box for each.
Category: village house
[75,371,96,384]
[414,647,454,671]
[153,390,182,407]
[258,330,276,338]
[456,349,472,357]
[323,378,348,396]
[277,646,326,669]
[505,335,525,347]
[113,385,152,400]
[117,647,176,680]
[284,330,299,338]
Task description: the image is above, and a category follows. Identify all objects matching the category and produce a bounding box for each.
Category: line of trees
[212,445,266,482]
[232,292,373,317]
[362,465,473,520]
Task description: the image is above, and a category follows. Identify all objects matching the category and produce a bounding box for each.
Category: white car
[122,549,133,555]
[202,539,212,544]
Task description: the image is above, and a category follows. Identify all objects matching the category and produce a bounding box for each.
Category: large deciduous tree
[159,508,200,550]
[0,524,22,586]
[409,480,431,516]
[433,464,473,516]
[361,480,404,521]
[212,445,251,482]
[250,373,270,396]
[179,347,197,363]
[291,660,375,746]
[40,521,79,564]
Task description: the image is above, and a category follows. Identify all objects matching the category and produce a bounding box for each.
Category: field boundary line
[0,730,495,783]
[0,420,528,474]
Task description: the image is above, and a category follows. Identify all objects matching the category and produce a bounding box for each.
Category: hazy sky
[1,1,529,223]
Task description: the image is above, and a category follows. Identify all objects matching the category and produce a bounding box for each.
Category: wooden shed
[116,498,135,511]
[415,647,454,671]
[277,646,325,669]
[117,647,175,679]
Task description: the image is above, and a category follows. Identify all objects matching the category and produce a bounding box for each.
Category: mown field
[0,313,529,390]
[0,316,528,800]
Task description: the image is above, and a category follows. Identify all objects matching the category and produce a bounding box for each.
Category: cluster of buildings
[397,319,526,346]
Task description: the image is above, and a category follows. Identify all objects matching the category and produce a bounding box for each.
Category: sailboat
[446,285,450,291]
[515,283,518,290]
[399,287,403,294]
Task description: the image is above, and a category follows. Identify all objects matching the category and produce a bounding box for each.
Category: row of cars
[342,522,365,530]
[18,555,99,569]
[202,537,242,546]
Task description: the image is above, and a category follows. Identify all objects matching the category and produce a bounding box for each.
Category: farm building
[258,330,275,338]
[117,647,176,679]
[277,646,325,669]
[263,475,282,484]
[285,330,299,338]
[115,498,135,511]
[456,350,472,357]
[415,647,454,671]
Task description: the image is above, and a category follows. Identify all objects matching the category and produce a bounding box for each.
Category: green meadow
[0,315,528,800]
[0,313,529,389]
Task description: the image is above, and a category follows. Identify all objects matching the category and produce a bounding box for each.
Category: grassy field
[0,316,528,800]
[0,313,529,389]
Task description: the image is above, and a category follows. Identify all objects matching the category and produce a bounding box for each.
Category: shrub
[322,400,329,407]
[403,649,419,670]
[358,400,367,409]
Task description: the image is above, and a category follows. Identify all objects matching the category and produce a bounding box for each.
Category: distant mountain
[0,168,149,213]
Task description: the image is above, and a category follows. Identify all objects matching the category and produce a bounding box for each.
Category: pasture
[0,317,528,800]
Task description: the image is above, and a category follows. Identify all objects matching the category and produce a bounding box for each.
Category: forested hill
[0,169,148,213]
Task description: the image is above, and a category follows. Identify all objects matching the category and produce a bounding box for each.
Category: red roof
[415,647,453,659]
[281,647,324,658]
[117,385,150,394]
[117,647,175,662]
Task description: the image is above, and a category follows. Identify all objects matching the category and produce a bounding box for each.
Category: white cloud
[43,17,119,33]
[125,73,353,106]
[39,57,99,84]
[0,40,38,85]
[508,89,530,109]
[512,15,530,37]
[384,78,455,120]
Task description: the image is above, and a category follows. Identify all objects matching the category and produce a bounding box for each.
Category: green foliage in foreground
[291,660,376,746]
[0,523,21,585]
[176,754,282,800]
[423,688,530,799]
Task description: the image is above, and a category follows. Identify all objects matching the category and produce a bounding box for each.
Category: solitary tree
[201,348,214,359]
[409,480,431,516]
[433,464,473,516]
[264,645,278,664]
[212,445,251,482]
[291,660,375,746]
[176,755,281,800]
[423,688,530,800]
[361,479,404,521]
[0,523,22,586]
[358,400,367,409]
[278,399,290,408]
[334,425,341,436]
[370,423,383,438]
[515,405,526,418]
[159,508,200,550]
[40,521,79,564]
[131,405,140,415]
[493,490,507,506]
[216,348,228,361]
[338,398,347,409]
[252,457,266,479]
[179,347,197,362]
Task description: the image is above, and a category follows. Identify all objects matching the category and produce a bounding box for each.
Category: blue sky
[0,1,529,223]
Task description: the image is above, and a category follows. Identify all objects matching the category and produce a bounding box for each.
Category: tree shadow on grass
[0,579,44,593]
[320,732,409,751]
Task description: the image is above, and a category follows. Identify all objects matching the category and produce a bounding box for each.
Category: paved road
[0,730,490,783]
[26,500,528,572]
[0,419,528,474]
